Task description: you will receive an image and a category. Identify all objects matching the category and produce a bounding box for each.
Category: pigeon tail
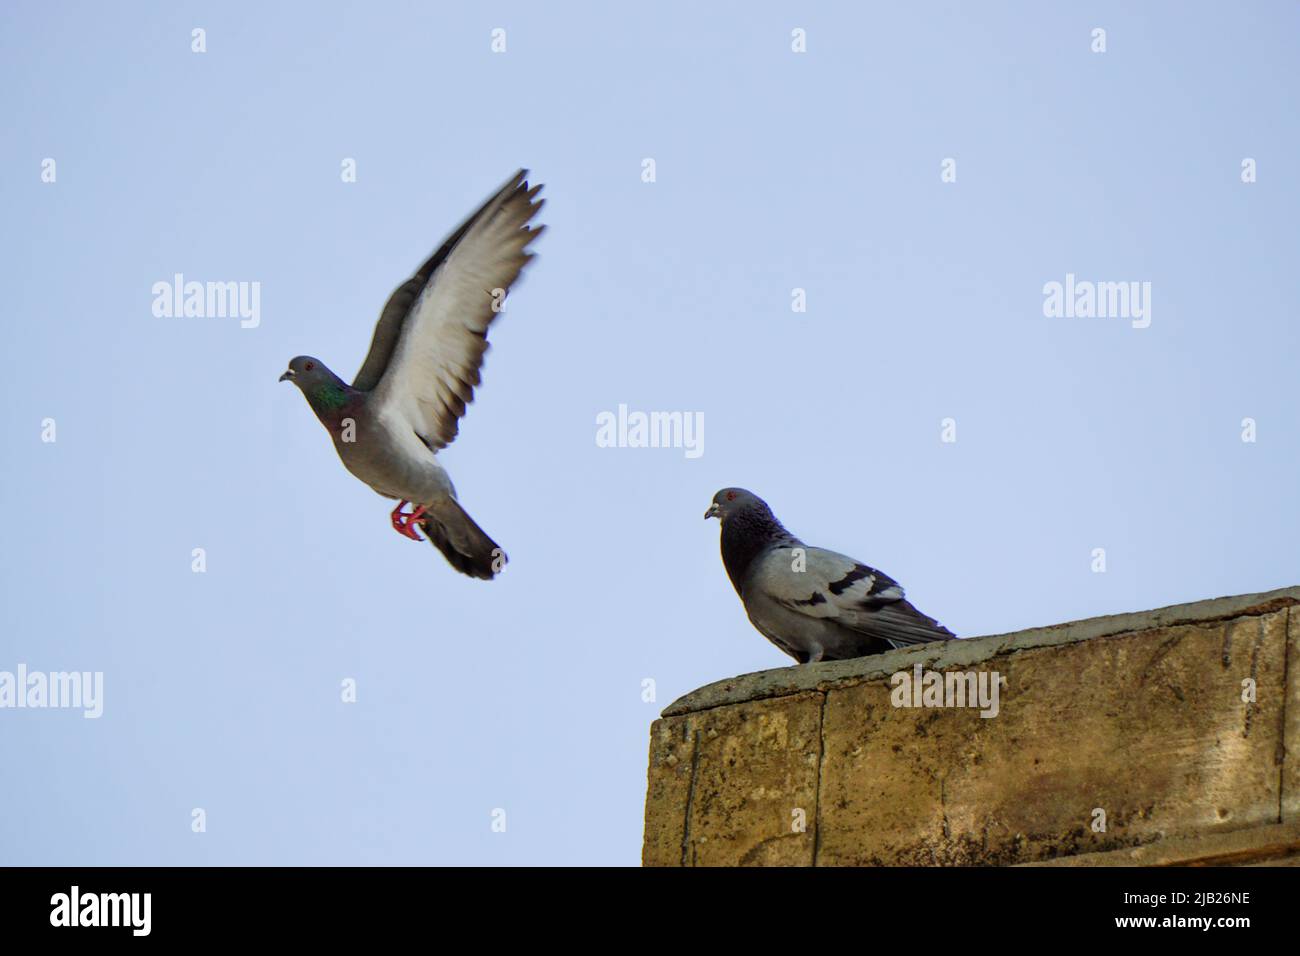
[871,599,957,647]
[419,498,506,580]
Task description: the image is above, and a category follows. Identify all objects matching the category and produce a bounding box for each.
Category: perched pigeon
[704,488,955,662]
[280,169,544,579]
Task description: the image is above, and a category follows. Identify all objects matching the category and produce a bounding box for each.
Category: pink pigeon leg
[390,501,428,541]
[390,500,411,533]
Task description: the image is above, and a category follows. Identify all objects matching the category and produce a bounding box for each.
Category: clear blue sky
[2,1,1298,865]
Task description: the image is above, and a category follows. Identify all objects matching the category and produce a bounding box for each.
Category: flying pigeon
[279,169,544,579]
[704,488,955,662]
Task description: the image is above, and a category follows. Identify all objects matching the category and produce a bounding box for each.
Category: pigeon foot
[389,501,428,541]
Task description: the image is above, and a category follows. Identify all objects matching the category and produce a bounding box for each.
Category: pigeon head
[705,487,769,522]
[278,356,356,424]
[278,355,335,389]
[707,488,791,595]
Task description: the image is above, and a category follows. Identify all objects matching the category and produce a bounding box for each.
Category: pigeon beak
[704,502,720,520]
[278,369,295,382]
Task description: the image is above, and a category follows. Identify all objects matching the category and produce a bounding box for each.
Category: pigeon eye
[726,491,736,501]
[304,361,315,371]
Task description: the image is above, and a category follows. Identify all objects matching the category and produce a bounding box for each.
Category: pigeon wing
[755,546,953,647]
[362,170,544,449]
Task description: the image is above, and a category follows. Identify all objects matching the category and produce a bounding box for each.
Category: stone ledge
[645,586,1300,866]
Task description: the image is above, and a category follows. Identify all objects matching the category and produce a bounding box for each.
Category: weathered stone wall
[643,587,1300,866]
